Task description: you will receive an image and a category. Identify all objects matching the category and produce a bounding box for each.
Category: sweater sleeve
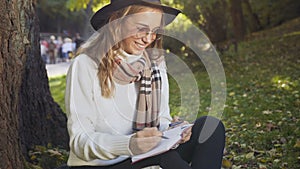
[158,60,172,131]
[65,54,132,162]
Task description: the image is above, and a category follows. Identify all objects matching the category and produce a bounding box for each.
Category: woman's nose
[142,33,153,44]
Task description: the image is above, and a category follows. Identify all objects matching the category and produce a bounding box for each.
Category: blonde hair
[77,5,163,98]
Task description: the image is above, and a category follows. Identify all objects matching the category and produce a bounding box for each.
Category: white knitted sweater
[65,53,171,167]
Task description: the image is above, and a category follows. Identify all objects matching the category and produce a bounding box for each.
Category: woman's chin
[132,49,144,56]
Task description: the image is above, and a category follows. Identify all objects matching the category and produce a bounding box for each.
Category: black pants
[70,116,225,169]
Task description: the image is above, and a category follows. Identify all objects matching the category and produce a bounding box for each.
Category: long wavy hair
[76,5,164,98]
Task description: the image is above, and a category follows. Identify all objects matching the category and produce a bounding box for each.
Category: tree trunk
[18,2,69,156]
[0,1,29,168]
[82,0,95,38]
[202,0,229,43]
[0,0,69,168]
[230,0,246,41]
[243,0,262,32]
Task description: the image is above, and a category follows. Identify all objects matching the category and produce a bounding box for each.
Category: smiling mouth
[135,42,146,50]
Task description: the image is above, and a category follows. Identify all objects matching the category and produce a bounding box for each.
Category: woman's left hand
[179,125,192,144]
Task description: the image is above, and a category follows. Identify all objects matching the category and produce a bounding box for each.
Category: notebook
[131,124,193,163]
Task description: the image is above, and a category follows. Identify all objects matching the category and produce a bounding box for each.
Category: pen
[169,121,183,127]
[161,135,169,139]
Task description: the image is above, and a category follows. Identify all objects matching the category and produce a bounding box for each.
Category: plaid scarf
[113,52,162,131]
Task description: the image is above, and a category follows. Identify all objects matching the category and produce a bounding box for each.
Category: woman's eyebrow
[135,22,149,27]
[135,22,160,29]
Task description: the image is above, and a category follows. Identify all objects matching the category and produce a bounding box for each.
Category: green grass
[49,75,66,113]
[168,18,300,168]
[49,18,300,168]
[218,19,300,169]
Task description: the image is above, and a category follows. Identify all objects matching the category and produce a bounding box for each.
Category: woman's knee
[193,116,225,143]
[195,116,224,128]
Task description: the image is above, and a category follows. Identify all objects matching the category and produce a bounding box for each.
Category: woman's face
[121,8,163,55]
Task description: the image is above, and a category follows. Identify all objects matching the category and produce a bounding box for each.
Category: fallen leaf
[245,152,254,159]
[222,159,232,168]
[294,140,300,148]
[48,149,62,156]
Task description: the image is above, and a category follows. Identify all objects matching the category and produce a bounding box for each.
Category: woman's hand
[170,116,192,144]
[179,126,192,144]
[129,127,162,155]
[169,116,188,129]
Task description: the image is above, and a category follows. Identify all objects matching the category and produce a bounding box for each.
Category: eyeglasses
[135,27,164,40]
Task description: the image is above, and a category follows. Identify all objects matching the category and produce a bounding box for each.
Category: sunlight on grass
[49,75,66,113]
[220,33,300,168]
[271,75,298,90]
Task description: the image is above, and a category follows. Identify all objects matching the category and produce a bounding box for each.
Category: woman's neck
[117,49,143,63]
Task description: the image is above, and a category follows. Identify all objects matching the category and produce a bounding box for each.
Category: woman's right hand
[129,127,162,155]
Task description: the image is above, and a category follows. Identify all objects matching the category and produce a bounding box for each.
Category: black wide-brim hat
[90,0,181,31]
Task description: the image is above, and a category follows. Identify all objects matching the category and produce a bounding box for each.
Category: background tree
[0,1,68,168]
[168,0,229,43]
[37,0,87,37]
[66,0,110,38]
[228,0,245,52]
[242,0,262,32]
[168,0,299,42]
[37,0,110,39]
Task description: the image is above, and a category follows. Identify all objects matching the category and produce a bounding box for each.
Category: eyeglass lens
[136,27,164,40]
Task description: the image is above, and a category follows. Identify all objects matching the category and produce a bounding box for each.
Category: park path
[46,62,71,77]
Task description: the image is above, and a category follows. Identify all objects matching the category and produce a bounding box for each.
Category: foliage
[38,0,300,42]
[249,0,300,28]
[37,0,87,34]
[168,0,230,42]
[37,0,69,18]
[26,144,69,169]
[167,0,300,42]
[66,0,109,12]
[163,14,206,73]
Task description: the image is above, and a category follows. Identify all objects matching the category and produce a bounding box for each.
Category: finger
[186,126,192,132]
[180,133,191,143]
[137,127,162,137]
[139,136,162,151]
[180,127,192,142]
[176,121,189,128]
[180,126,192,137]
[143,127,162,137]
[181,136,190,143]
[184,131,192,139]
[172,116,181,122]
[182,121,189,125]
[182,125,192,133]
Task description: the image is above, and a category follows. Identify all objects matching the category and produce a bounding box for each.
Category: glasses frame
[135,27,164,41]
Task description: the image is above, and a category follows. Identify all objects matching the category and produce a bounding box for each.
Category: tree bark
[18,1,69,156]
[82,0,95,38]
[201,0,229,43]
[243,0,262,32]
[0,1,28,168]
[0,0,69,168]
[230,0,246,41]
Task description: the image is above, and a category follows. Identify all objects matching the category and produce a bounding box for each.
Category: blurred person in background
[62,37,75,62]
[74,33,84,50]
[48,35,57,64]
[56,36,64,62]
[40,39,48,63]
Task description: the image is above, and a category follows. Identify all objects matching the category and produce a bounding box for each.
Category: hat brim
[90,0,181,31]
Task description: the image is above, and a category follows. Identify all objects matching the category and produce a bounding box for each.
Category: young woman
[65,0,225,168]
